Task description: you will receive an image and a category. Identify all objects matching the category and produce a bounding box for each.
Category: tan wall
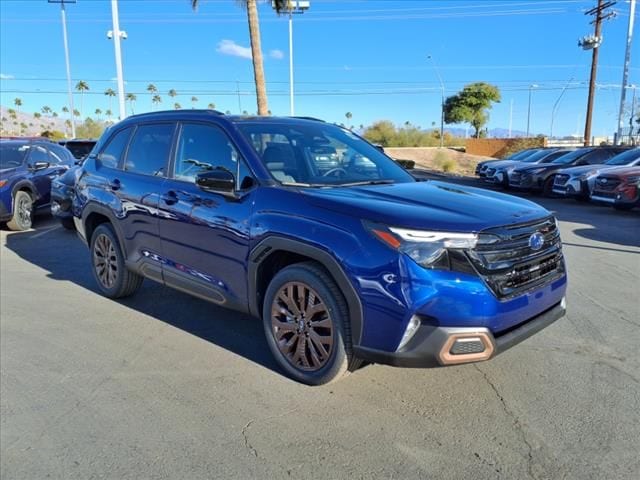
[465,138,547,158]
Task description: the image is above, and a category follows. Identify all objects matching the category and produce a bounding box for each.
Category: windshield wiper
[337,179,396,187]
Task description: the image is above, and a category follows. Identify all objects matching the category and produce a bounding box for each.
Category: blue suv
[73,111,567,385]
[1,138,76,230]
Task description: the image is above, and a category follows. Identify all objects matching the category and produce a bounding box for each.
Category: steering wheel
[322,167,348,178]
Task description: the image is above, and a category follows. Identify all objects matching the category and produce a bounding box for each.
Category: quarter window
[125,124,174,176]
[98,127,133,169]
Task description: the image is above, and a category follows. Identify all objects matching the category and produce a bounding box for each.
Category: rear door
[109,122,176,272]
[156,121,256,309]
[27,143,66,207]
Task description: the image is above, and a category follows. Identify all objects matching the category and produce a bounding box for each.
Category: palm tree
[34,112,42,120]
[146,83,157,109]
[174,103,181,110]
[73,109,80,118]
[75,80,90,119]
[225,110,231,115]
[126,93,137,114]
[191,96,198,109]
[152,95,162,110]
[191,0,288,115]
[345,112,353,128]
[207,102,216,110]
[168,89,177,103]
[14,98,22,118]
[52,112,59,119]
[41,106,52,116]
[62,106,69,114]
[104,88,116,113]
[95,108,102,120]
[105,109,113,122]
[8,108,17,120]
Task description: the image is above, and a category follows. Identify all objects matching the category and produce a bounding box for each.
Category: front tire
[60,217,75,230]
[262,262,358,385]
[90,223,143,298]
[542,176,555,197]
[6,191,33,231]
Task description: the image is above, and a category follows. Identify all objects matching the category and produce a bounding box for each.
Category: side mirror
[30,161,50,171]
[196,168,235,194]
[373,144,385,153]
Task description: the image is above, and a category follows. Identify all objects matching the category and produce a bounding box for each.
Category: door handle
[109,179,121,191]
[161,190,178,205]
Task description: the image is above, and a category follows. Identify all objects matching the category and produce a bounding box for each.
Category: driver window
[175,123,250,187]
[28,146,50,165]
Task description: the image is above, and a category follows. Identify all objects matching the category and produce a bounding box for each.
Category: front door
[156,122,256,310]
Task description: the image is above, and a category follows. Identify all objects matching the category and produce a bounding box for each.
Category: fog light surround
[439,331,495,365]
[396,315,421,351]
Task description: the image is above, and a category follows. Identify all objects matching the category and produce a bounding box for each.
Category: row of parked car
[0,137,96,230]
[475,146,640,210]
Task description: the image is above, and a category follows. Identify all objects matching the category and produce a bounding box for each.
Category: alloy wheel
[270,282,334,371]
[17,196,32,228]
[93,234,118,289]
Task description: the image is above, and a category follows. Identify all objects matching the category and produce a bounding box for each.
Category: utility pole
[508,99,513,138]
[49,0,76,138]
[616,0,635,144]
[427,55,445,148]
[580,0,617,146]
[526,84,537,137]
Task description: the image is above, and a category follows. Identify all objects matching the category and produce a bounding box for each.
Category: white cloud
[0,73,14,79]
[216,39,252,60]
[269,49,284,60]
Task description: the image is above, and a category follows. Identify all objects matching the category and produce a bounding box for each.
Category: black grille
[554,174,570,186]
[509,172,522,185]
[594,177,621,191]
[450,339,485,355]
[592,190,617,199]
[467,217,565,300]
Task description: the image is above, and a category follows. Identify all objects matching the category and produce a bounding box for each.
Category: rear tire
[90,223,143,298]
[6,191,33,231]
[262,262,359,385]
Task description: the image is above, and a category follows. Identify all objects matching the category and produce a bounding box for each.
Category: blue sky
[0,0,637,137]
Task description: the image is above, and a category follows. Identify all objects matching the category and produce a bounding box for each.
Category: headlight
[624,175,640,184]
[578,170,597,180]
[365,222,496,270]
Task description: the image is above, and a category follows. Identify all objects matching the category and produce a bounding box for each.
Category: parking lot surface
[1,189,639,479]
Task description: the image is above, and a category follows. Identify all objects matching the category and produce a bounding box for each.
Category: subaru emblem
[529,232,544,251]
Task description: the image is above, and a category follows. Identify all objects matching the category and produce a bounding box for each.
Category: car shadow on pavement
[3,226,281,375]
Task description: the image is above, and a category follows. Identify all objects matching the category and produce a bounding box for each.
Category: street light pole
[427,55,445,148]
[273,1,309,116]
[526,84,538,137]
[49,0,76,138]
[550,77,574,138]
[109,0,126,120]
[616,0,636,144]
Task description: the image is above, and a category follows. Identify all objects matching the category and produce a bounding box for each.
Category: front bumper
[354,297,566,367]
[50,182,73,219]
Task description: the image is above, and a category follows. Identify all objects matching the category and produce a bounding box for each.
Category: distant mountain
[0,106,69,136]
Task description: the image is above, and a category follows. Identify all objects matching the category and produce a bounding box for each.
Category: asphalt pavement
[1,185,639,480]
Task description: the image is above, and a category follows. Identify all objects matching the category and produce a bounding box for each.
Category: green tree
[41,106,52,116]
[168,89,177,100]
[73,109,80,118]
[207,102,216,110]
[95,108,102,119]
[174,102,181,110]
[34,112,42,120]
[443,82,501,138]
[104,88,116,113]
[52,112,58,118]
[75,80,90,119]
[76,117,106,138]
[146,83,157,109]
[14,98,22,115]
[345,111,353,128]
[191,96,198,108]
[62,106,69,114]
[190,1,290,115]
[105,109,113,122]
[126,93,137,114]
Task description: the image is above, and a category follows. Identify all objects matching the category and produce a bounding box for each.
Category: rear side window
[584,149,615,164]
[125,124,174,177]
[98,127,133,169]
[48,144,75,165]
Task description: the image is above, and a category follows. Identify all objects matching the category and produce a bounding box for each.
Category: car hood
[556,165,602,176]
[302,180,549,232]
[598,166,640,178]
[484,160,518,169]
[0,166,20,179]
[513,162,563,173]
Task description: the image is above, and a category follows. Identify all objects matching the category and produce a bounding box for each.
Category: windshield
[0,143,29,169]
[237,121,415,186]
[551,148,592,165]
[605,149,639,166]
[520,149,556,163]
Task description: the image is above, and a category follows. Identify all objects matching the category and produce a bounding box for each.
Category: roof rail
[127,109,225,119]
[291,116,325,122]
